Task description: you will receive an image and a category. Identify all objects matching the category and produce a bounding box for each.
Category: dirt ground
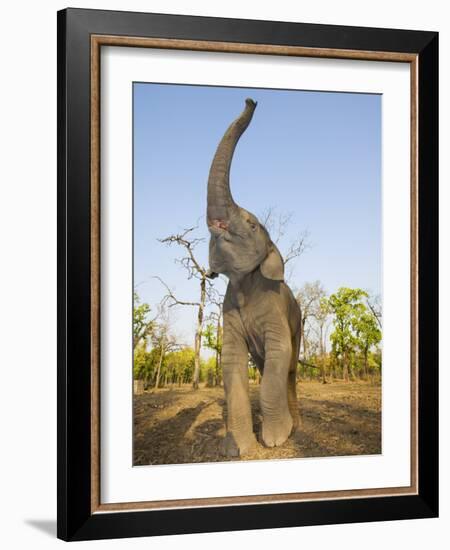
[133,380,381,466]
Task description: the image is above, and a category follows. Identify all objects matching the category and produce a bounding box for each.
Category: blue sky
[133,83,381,347]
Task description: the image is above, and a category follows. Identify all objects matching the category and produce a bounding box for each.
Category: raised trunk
[207,98,257,222]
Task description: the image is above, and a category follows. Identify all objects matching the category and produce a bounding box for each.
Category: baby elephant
[206,99,302,457]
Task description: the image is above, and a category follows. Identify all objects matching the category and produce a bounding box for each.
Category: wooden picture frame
[57,8,438,541]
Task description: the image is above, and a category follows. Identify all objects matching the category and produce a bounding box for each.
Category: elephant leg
[221,314,257,457]
[260,330,293,448]
[288,333,301,431]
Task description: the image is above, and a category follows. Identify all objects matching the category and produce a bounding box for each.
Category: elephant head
[207,98,284,283]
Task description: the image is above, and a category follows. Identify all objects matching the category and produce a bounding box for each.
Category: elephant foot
[261,414,293,448]
[222,431,257,458]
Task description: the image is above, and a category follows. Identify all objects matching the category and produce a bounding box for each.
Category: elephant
[206,98,302,457]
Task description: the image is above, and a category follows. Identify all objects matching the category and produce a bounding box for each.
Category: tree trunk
[363,347,369,380]
[302,318,308,360]
[320,361,327,384]
[155,339,165,389]
[342,351,349,381]
[215,314,222,386]
[331,361,336,380]
[192,277,206,389]
[319,325,327,384]
[215,347,221,386]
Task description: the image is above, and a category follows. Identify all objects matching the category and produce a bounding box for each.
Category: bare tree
[142,306,177,389]
[296,281,327,361]
[156,227,213,390]
[311,298,332,383]
[259,206,310,280]
[367,293,382,329]
[204,287,224,386]
[260,207,294,245]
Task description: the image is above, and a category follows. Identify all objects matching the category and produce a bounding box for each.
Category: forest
[134,283,381,390]
[133,210,382,393]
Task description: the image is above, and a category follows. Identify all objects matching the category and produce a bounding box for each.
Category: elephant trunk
[207,98,257,223]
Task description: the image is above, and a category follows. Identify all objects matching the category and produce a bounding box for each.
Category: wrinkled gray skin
[207,99,302,456]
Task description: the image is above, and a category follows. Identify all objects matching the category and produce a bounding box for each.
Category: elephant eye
[248,220,257,231]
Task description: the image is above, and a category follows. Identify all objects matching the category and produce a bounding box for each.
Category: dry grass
[133,380,381,466]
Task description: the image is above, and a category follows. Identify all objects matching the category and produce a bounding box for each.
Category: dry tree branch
[152,276,200,308]
[205,285,224,307]
[367,296,383,329]
[260,207,295,245]
[284,230,311,265]
[158,226,207,277]
[259,206,311,274]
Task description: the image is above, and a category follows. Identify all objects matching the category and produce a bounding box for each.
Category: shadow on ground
[133,382,381,465]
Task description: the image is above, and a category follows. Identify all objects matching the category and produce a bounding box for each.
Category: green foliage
[133,292,154,347]
[328,288,367,354]
[133,282,382,388]
[318,296,332,320]
[371,348,382,372]
[353,311,382,353]
[325,287,381,379]
[202,323,222,355]
[165,347,196,385]
[247,356,261,383]
[200,356,216,387]
[133,346,163,383]
[201,322,223,386]
[133,345,148,380]
[134,346,198,387]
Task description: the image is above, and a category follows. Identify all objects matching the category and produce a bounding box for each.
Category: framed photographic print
[57,8,438,541]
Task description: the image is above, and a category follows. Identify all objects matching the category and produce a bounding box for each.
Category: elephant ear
[260,242,284,281]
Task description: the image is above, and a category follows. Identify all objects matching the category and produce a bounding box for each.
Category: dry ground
[133,380,381,466]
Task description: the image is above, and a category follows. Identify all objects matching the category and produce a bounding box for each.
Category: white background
[102,48,411,503]
[0,1,447,548]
